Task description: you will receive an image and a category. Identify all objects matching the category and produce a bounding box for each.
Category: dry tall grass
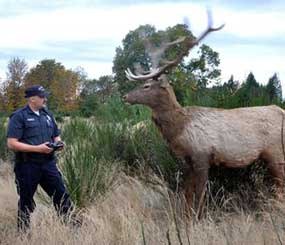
[1,161,285,245]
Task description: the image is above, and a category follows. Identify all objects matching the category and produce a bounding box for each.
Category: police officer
[7,85,73,232]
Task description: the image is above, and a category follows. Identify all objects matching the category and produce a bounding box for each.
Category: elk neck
[151,96,188,142]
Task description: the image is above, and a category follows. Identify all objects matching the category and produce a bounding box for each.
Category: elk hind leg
[268,162,284,199]
[262,153,285,199]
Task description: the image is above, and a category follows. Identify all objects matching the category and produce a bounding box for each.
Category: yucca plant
[59,118,127,207]
[59,140,120,208]
[60,117,95,145]
[59,117,179,204]
[62,117,129,161]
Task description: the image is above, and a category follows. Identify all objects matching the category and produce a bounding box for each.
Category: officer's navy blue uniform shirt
[7,105,60,161]
[8,103,73,231]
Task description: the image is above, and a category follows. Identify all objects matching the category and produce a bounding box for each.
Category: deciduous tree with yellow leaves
[2,57,27,112]
[24,59,81,112]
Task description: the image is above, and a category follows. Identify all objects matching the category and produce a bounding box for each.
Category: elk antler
[126,10,225,81]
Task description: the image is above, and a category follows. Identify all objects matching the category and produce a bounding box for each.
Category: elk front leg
[184,156,209,218]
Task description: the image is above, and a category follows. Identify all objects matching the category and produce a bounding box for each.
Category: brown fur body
[124,80,285,216]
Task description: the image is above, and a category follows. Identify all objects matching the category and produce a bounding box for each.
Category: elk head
[122,75,179,110]
[123,11,224,110]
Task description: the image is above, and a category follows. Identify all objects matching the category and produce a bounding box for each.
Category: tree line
[0,23,283,116]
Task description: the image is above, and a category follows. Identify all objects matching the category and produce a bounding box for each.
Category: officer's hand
[37,142,54,154]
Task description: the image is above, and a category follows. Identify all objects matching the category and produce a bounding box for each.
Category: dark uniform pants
[14,160,73,231]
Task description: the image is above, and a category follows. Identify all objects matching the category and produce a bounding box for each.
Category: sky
[0,0,284,91]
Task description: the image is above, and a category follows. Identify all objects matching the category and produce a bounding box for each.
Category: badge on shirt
[46,115,52,126]
[27,118,35,121]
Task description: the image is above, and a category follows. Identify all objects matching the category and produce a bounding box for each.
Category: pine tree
[266,73,282,103]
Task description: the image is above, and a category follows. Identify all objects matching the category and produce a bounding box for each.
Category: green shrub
[61,117,127,161]
[93,95,151,123]
[59,141,120,208]
[61,118,177,205]
[120,121,180,186]
[60,118,126,207]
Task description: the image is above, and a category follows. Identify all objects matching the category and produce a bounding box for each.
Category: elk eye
[143,84,150,89]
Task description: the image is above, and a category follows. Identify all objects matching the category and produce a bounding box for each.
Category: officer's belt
[16,152,55,163]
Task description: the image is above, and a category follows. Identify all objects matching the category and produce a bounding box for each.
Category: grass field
[1,160,285,245]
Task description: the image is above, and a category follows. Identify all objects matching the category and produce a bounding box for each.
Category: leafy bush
[77,94,150,122]
[120,121,180,185]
